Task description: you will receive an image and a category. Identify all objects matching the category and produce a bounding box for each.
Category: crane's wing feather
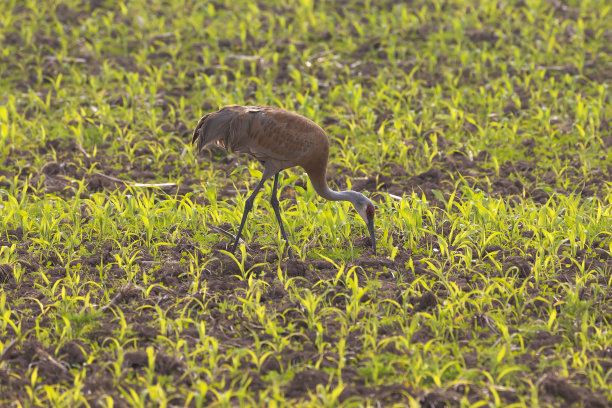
[192,105,258,154]
[193,105,317,168]
[192,107,237,152]
[243,107,315,165]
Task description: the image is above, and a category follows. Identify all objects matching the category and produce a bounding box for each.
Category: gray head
[345,191,376,254]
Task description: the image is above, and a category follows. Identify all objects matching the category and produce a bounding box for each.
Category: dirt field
[0,0,611,406]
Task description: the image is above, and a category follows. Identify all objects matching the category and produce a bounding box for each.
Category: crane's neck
[305,165,376,254]
[307,167,356,203]
[315,183,351,202]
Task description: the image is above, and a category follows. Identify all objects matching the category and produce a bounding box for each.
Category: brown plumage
[193,105,376,258]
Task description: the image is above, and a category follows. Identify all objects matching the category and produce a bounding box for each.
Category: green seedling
[0,0,611,405]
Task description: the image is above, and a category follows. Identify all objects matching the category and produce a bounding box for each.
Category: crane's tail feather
[192,111,230,152]
[192,113,211,149]
[192,108,249,154]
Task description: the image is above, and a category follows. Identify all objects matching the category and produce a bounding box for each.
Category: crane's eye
[366,204,375,219]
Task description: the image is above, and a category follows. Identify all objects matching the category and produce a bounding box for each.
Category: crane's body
[192,105,376,258]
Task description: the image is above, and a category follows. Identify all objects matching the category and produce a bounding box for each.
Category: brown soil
[1,1,611,405]
[2,226,610,404]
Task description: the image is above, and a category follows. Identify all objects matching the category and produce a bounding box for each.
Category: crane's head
[348,192,376,255]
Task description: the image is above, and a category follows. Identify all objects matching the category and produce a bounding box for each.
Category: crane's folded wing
[193,105,315,168]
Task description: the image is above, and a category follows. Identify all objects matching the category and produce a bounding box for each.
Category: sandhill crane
[192,105,376,259]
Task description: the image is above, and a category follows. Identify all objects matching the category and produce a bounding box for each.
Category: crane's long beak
[367,217,376,255]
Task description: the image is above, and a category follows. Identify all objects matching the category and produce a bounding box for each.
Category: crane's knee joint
[244,199,254,211]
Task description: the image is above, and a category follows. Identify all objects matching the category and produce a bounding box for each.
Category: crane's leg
[270,173,294,259]
[230,175,267,255]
